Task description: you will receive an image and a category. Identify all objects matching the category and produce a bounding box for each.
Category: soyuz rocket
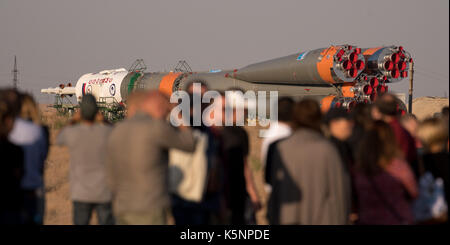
[41,44,412,112]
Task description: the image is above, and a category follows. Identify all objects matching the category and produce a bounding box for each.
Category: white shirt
[9,118,48,189]
[260,121,292,168]
[9,118,42,145]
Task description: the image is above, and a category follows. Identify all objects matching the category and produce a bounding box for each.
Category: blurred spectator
[260,97,294,166]
[1,89,48,225]
[56,94,114,225]
[353,120,418,225]
[401,113,422,150]
[348,103,373,150]
[126,90,148,118]
[170,82,223,225]
[442,106,449,122]
[106,90,196,225]
[220,91,261,224]
[18,93,50,224]
[416,117,449,222]
[68,110,82,125]
[441,106,449,152]
[0,95,24,224]
[323,108,355,170]
[266,99,351,225]
[20,93,50,146]
[261,97,294,194]
[372,93,419,177]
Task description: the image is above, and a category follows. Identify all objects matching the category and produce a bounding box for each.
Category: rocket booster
[362,46,412,82]
[234,45,366,85]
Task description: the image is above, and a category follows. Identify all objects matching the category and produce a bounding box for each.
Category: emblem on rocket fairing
[86,85,92,94]
[110,84,116,96]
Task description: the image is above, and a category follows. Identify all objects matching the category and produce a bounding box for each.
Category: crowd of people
[0,85,448,225]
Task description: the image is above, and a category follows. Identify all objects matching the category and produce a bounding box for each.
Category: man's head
[293,99,322,132]
[79,94,99,122]
[324,108,354,141]
[372,93,398,121]
[126,90,148,118]
[277,97,294,124]
[140,90,171,120]
[20,93,40,124]
[351,102,373,130]
[417,117,448,153]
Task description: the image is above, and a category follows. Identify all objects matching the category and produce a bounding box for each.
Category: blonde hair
[417,117,448,152]
[20,93,41,125]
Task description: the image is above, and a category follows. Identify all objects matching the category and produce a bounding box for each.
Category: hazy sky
[1,0,448,103]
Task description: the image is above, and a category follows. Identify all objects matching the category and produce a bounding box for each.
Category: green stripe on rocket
[128,72,141,93]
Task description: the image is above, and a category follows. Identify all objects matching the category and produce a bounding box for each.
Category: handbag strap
[367,176,407,224]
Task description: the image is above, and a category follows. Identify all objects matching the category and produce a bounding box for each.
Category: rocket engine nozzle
[401,70,408,78]
[391,53,400,64]
[390,69,400,79]
[383,61,394,71]
[352,84,373,95]
[349,52,358,63]
[341,60,352,70]
[397,61,407,71]
[377,85,387,94]
[369,77,379,88]
[355,60,365,70]
[348,68,358,78]
[341,99,357,110]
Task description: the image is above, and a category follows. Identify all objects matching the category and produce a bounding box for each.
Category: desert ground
[40,97,448,225]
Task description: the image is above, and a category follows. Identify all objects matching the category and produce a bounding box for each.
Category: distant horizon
[1,0,448,103]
